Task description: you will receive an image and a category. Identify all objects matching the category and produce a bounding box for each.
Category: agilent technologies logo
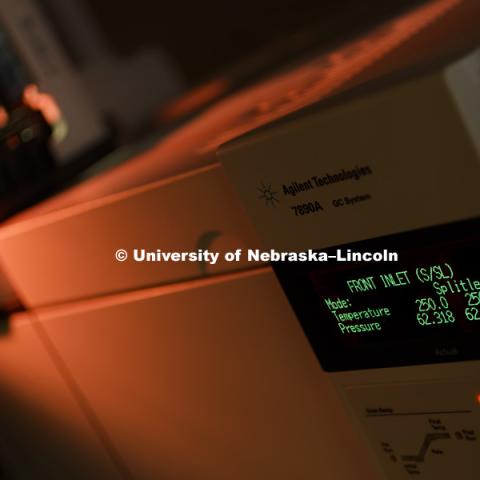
[257,181,279,207]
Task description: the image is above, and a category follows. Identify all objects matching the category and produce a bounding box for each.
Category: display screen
[273,217,480,371]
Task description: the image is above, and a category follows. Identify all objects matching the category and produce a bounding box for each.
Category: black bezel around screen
[273,217,480,372]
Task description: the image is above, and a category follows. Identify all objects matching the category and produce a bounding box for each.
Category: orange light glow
[0,106,8,128]
[158,78,230,123]
[22,84,62,125]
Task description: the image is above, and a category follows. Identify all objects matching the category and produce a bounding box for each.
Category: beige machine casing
[219,47,480,480]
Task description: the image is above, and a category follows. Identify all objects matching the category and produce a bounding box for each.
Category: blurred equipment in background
[40,0,184,135]
[0,0,109,218]
[0,0,183,219]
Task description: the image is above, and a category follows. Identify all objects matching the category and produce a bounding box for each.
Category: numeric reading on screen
[274,218,480,370]
[321,263,480,336]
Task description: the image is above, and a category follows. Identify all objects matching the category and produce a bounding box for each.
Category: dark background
[83,0,425,84]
